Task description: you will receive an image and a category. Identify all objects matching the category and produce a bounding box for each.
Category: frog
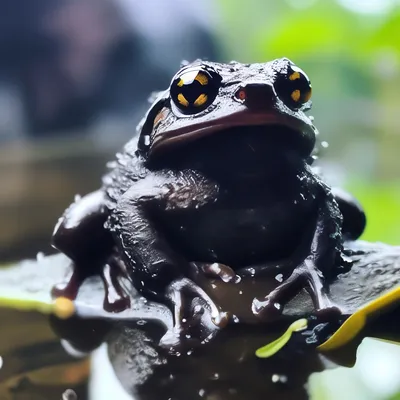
[51,57,366,346]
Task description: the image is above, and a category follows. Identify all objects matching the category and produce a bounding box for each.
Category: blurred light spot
[357,338,400,398]
[337,0,394,14]
[285,0,318,9]
[0,356,3,370]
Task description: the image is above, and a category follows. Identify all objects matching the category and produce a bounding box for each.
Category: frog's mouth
[149,110,317,161]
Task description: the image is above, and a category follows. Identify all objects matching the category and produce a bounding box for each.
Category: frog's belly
[160,206,315,267]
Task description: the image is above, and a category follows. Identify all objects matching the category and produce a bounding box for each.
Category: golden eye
[274,65,312,110]
[170,66,221,114]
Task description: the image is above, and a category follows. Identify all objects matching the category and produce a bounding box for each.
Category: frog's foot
[51,256,130,313]
[159,277,230,351]
[252,257,340,321]
[100,257,130,312]
[190,262,241,283]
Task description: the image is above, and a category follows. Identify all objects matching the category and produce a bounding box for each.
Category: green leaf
[255,318,308,358]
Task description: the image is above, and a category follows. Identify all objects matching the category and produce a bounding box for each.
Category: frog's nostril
[234,83,276,110]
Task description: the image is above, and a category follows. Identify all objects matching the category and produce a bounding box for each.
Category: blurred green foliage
[214,1,400,398]
[215,0,400,246]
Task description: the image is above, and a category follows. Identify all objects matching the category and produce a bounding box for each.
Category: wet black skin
[51,58,366,347]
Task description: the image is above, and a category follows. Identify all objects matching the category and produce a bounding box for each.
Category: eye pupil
[170,67,221,114]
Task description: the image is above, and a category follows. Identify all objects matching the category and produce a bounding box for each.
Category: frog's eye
[170,67,221,114]
[274,65,312,110]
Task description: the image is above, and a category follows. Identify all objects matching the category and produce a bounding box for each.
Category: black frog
[51,58,366,345]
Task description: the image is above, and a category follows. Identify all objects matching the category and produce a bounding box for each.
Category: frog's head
[137,58,318,175]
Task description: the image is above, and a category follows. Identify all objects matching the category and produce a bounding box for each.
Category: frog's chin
[150,124,310,181]
[149,110,317,160]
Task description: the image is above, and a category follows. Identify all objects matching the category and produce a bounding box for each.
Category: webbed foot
[159,277,229,352]
[252,257,341,320]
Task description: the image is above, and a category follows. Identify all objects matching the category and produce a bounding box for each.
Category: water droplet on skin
[211,284,217,289]
[36,252,45,262]
[232,315,240,323]
[272,374,288,384]
[321,141,329,148]
[193,305,204,314]
[185,334,192,339]
[239,290,243,295]
[182,318,187,323]
[274,303,281,310]
[187,350,193,356]
[199,389,206,397]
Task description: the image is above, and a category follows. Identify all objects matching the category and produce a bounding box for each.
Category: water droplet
[185,334,192,339]
[232,315,240,323]
[212,373,219,380]
[321,141,329,148]
[199,389,206,397]
[144,135,151,146]
[36,252,45,262]
[193,305,204,314]
[169,374,174,380]
[272,374,288,384]
[137,320,147,326]
[182,318,187,323]
[275,273,283,283]
[211,284,217,289]
[62,389,77,400]
[274,303,281,310]
[187,350,193,356]
[239,290,243,295]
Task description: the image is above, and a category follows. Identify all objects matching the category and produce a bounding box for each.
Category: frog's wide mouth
[149,110,317,159]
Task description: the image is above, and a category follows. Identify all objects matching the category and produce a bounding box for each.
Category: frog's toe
[51,263,84,300]
[100,261,130,312]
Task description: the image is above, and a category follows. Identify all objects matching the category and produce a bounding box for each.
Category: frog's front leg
[108,172,228,344]
[51,190,129,311]
[252,192,344,320]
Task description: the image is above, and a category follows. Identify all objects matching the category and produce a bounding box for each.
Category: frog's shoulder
[102,138,148,209]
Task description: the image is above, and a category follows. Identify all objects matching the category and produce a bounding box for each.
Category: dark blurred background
[1,0,400,263]
[0,1,400,399]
